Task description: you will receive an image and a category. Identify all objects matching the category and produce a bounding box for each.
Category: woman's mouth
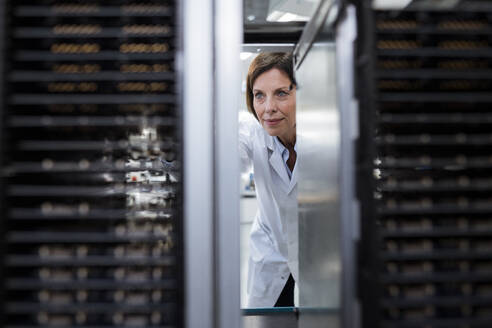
[264,118,283,127]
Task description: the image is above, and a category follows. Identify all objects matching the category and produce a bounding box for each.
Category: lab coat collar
[288,160,298,194]
[268,147,290,191]
[265,132,275,151]
[266,135,298,194]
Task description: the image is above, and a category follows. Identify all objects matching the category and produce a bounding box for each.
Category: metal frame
[214,0,242,327]
[0,1,7,326]
[244,22,305,43]
[183,0,215,327]
[336,5,360,328]
[353,1,380,327]
[242,43,295,53]
[183,0,242,327]
[293,0,341,70]
[175,1,185,327]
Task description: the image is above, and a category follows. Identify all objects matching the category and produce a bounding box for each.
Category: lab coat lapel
[287,160,298,194]
[268,144,290,192]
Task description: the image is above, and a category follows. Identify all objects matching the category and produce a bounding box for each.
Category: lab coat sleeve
[238,111,257,174]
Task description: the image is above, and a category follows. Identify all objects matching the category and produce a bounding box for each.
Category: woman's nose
[265,97,276,113]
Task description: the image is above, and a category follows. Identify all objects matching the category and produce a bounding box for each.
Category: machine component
[357,1,492,327]
[0,1,182,327]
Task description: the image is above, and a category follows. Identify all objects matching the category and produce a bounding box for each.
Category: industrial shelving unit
[357,1,492,327]
[0,1,183,327]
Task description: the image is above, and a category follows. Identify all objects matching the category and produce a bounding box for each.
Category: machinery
[2,1,491,328]
[0,1,183,327]
[357,1,492,327]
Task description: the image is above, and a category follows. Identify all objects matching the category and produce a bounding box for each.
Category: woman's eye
[277,91,288,97]
[254,93,264,100]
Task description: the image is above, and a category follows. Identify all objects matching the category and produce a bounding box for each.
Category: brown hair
[246,52,296,120]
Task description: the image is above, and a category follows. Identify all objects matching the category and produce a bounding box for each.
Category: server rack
[357,1,492,327]
[0,1,183,327]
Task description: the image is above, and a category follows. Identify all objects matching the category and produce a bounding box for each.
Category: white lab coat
[239,112,298,308]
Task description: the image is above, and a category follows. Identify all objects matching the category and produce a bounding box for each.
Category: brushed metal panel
[215,0,242,326]
[242,311,298,328]
[183,0,214,327]
[296,39,340,311]
[337,6,360,328]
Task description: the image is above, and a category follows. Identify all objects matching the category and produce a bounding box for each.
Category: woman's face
[252,68,296,144]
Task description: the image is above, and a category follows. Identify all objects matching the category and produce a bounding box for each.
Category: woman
[240,52,298,307]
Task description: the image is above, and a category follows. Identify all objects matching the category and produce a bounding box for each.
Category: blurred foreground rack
[357,1,492,328]
[0,1,183,327]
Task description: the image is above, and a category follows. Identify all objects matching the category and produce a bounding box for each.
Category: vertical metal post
[183,0,242,327]
[354,1,380,326]
[214,0,242,327]
[336,5,360,328]
[183,0,215,327]
[0,1,7,326]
